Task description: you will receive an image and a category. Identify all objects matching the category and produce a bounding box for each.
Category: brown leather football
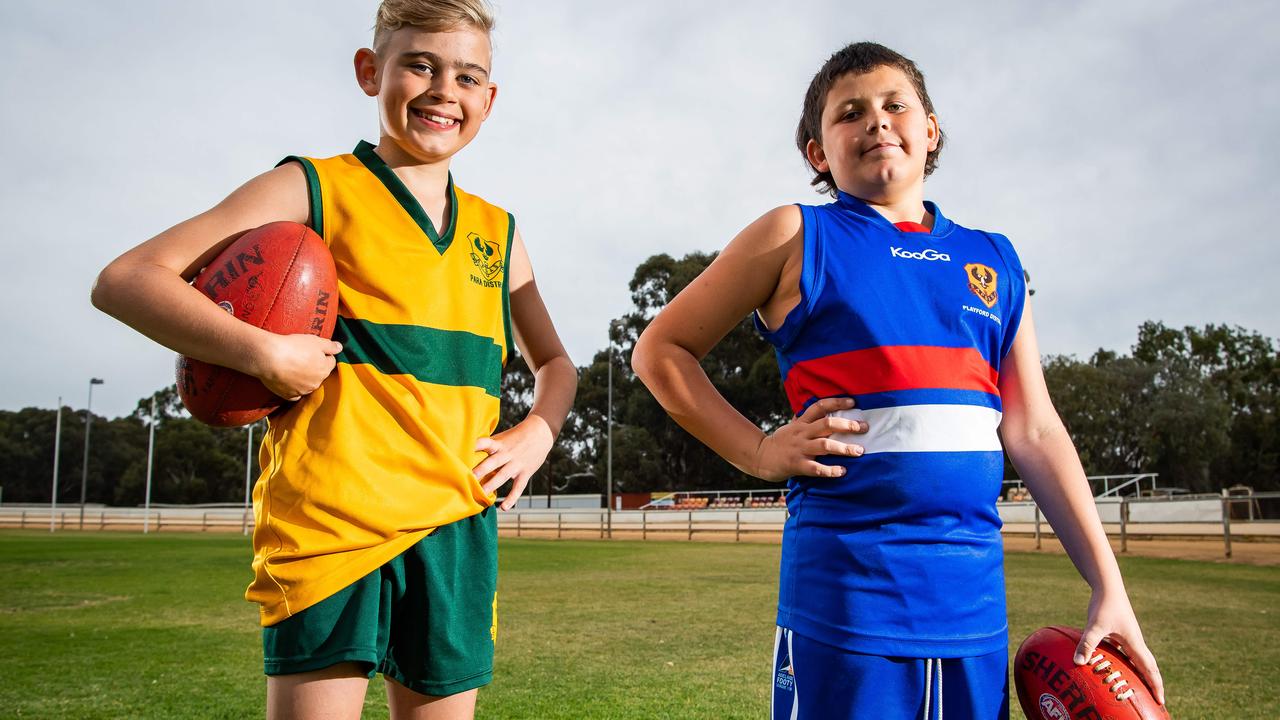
[177,221,337,426]
[1014,626,1169,720]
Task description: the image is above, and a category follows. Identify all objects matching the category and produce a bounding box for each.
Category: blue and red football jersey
[756,192,1026,657]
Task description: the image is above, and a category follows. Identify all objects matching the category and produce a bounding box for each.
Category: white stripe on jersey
[828,405,1003,454]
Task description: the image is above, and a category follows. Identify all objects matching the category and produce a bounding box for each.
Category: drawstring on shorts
[922,658,943,720]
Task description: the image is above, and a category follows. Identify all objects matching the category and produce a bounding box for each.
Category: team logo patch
[490,592,499,642]
[217,300,234,314]
[469,232,504,285]
[1037,693,1069,720]
[965,262,999,308]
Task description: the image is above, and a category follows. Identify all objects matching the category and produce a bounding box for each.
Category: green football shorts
[262,506,498,697]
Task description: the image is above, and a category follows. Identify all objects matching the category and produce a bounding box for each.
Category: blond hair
[373,0,496,49]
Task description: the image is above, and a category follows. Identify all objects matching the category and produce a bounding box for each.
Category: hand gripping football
[177,221,338,426]
[1014,626,1168,720]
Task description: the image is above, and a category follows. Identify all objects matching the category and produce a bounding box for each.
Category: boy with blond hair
[633,42,1164,719]
[92,1,577,717]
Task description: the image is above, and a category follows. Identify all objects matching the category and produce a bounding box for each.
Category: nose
[865,110,890,133]
[428,72,457,103]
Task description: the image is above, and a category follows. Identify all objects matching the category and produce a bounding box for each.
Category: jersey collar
[834,190,953,237]
[353,140,457,255]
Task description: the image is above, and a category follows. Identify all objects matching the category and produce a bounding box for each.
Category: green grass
[1,532,1276,719]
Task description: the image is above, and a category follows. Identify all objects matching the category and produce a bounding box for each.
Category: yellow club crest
[965,263,999,308]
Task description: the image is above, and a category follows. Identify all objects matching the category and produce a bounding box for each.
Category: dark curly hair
[797,42,944,196]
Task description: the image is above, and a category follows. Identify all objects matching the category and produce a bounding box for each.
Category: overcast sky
[2,0,1277,419]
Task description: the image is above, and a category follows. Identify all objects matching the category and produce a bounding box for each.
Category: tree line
[3,253,1276,506]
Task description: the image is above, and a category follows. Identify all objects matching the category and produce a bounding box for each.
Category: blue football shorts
[771,626,1010,720]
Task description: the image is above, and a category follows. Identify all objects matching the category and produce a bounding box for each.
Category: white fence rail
[2,493,1277,557]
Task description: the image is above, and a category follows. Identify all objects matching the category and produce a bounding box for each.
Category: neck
[845,182,931,228]
[373,136,452,197]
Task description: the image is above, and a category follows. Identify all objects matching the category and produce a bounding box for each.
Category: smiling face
[805,65,940,203]
[355,24,497,164]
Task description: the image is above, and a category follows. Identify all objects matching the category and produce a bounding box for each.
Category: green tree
[1043,350,1157,476]
[497,352,588,505]
[571,252,789,493]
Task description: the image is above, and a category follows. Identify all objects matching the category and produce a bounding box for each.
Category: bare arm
[90,163,341,400]
[632,206,865,481]
[473,227,578,509]
[1000,298,1165,704]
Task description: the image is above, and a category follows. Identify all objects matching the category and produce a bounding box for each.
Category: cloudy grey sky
[2,0,1277,419]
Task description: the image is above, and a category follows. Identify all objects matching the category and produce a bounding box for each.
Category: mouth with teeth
[411,108,459,130]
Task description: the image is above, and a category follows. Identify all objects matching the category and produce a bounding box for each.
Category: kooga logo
[890,246,951,261]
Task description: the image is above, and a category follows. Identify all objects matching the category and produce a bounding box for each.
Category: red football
[1014,626,1168,720]
[177,221,338,427]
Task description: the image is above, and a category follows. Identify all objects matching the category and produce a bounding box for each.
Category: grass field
[1,531,1277,719]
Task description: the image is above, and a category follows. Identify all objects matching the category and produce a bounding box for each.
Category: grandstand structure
[641,489,786,511]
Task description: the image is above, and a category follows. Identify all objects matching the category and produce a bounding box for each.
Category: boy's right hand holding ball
[753,397,868,482]
[250,333,343,402]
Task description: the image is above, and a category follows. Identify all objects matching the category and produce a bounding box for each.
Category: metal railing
[2,491,1277,558]
[500,509,786,541]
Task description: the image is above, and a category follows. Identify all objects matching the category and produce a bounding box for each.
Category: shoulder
[727,205,803,257]
[942,213,1024,274]
[453,182,510,217]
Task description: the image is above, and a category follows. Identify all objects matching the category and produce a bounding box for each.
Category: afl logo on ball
[1038,693,1069,720]
[217,301,234,314]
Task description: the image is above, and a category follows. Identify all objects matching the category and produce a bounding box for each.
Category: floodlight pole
[79,378,103,530]
[606,320,616,539]
[50,397,62,532]
[143,395,156,534]
[242,421,255,536]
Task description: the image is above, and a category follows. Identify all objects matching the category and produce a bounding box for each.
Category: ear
[805,138,830,175]
[354,48,379,98]
[926,113,940,152]
[481,82,498,120]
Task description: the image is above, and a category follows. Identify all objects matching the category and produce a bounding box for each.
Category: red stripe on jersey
[782,345,999,413]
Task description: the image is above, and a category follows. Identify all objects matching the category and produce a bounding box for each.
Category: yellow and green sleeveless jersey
[246,140,513,626]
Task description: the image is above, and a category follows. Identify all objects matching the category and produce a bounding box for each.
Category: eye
[458,74,480,86]
[886,102,907,112]
[409,62,432,74]
[842,110,862,121]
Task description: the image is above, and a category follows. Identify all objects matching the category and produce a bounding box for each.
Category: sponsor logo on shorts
[490,592,499,642]
[469,232,504,288]
[774,630,795,692]
[965,262,999,308]
[890,246,951,262]
[774,664,794,691]
[1038,693,1069,720]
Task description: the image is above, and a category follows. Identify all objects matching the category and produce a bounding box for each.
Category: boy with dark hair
[633,41,1163,719]
[92,1,577,718]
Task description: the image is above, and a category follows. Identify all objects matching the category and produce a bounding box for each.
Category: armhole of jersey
[276,156,324,241]
[798,204,825,325]
[984,231,1026,362]
[758,205,822,352]
[501,212,516,365]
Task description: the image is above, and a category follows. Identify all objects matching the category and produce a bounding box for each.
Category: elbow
[630,332,656,387]
[1002,416,1069,456]
[90,262,125,314]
